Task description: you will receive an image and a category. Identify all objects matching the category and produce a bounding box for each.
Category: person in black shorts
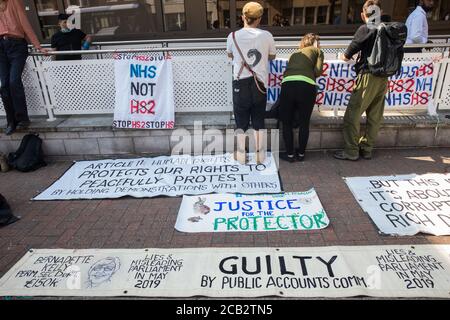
[51,14,92,61]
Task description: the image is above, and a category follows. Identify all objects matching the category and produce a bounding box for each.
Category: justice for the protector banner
[345,173,450,236]
[113,55,175,130]
[175,189,329,233]
[0,246,449,298]
[33,154,282,200]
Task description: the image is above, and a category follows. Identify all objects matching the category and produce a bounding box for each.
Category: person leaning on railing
[278,34,324,163]
[0,0,48,135]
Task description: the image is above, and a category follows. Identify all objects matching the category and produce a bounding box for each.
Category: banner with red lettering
[267,59,434,108]
[113,55,175,129]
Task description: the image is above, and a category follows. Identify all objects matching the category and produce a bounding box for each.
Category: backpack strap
[232,32,266,95]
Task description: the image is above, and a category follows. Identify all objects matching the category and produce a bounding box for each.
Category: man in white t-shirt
[405,0,434,52]
[226,2,276,164]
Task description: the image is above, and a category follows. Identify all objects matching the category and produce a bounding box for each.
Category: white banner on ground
[175,190,329,233]
[1,246,450,298]
[33,154,282,200]
[345,173,450,236]
[113,55,175,130]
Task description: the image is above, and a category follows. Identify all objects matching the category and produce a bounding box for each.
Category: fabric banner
[175,189,329,233]
[1,245,449,298]
[267,59,434,108]
[113,55,175,130]
[33,154,282,200]
[345,173,450,236]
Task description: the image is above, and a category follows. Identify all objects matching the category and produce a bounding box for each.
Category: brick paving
[0,148,449,283]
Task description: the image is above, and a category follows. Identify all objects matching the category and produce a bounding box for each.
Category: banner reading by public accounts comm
[268,59,434,108]
[345,173,450,236]
[33,154,282,200]
[175,190,329,233]
[0,246,449,298]
[113,54,175,130]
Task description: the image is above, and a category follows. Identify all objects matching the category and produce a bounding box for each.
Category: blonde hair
[299,33,320,49]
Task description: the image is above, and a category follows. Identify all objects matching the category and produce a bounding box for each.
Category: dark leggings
[279,81,317,155]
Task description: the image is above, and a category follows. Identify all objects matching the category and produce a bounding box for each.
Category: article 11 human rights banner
[113,54,175,130]
[267,59,434,108]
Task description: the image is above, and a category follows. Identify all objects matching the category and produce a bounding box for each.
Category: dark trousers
[279,81,317,155]
[0,38,29,126]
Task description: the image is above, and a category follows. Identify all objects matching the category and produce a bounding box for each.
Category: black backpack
[368,22,407,77]
[0,193,20,226]
[8,133,46,172]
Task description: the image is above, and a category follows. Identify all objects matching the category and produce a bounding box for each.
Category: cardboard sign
[345,173,450,236]
[268,59,434,108]
[113,55,175,129]
[175,190,329,233]
[1,246,450,298]
[33,154,282,200]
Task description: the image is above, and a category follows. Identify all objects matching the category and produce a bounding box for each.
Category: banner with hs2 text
[267,59,434,108]
[113,54,175,130]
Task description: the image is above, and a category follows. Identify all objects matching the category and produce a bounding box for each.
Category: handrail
[30,42,450,56]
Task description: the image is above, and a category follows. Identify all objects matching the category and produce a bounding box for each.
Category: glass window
[34,0,60,40]
[389,0,450,22]
[235,0,342,27]
[64,0,158,36]
[206,0,230,29]
[162,0,186,31]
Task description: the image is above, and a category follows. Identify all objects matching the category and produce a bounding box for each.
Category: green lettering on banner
[227,217,239,231]
[289,215,299,229]
[239,217,250,231]
[276,216,289,230]
[299,215,314,230]
[314,210,328,228]
[214,218,226,231]
[250,216,261,231]
[264,217,276,231]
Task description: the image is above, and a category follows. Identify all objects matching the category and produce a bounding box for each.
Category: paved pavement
[0,147,449,288]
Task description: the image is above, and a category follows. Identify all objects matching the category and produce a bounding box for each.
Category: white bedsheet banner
[175,190,329,233]
[33,154,282,200]
[1,246,450,298]
[345,173,450,236]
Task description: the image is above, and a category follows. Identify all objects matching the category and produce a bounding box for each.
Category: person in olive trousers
[334,0,388,161]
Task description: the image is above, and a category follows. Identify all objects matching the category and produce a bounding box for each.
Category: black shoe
[359,150,373,160]
[333,150,359,161]
[296,153,305,162]
[280,153,296,163]
[5,125,16,136]
[17,120,30,129]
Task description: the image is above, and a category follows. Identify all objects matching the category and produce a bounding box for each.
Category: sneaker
[296,154,305,162]
[359,150,373,160]
[4,125,15,136]
[333,150,359,161]
[280,153,296,163]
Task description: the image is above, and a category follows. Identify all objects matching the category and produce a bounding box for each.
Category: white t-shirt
[226,28,276,89]
[406,6,428,44]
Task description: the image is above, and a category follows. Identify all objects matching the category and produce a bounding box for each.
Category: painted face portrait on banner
[87,257,121,288]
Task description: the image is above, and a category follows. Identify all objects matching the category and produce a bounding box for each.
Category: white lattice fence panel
[43,60,115,115]
[0,57,46,116]
[171,50,233,112]
[437,59,450,110]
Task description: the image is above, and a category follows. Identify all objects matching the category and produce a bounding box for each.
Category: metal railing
[1,42,449,122]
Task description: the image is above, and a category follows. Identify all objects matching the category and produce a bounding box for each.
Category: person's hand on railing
[36,46,50,55]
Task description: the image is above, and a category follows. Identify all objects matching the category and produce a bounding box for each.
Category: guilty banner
[33,154,282,200]
[113,55,175,130]
[268,59,434,108]
[345,173,450,236]
[0,246,449,298]
[175,190,329,233]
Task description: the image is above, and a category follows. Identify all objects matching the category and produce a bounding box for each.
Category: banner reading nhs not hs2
[267,59,434,108]
[113,55,175,130]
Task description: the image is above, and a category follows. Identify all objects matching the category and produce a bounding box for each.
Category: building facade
[27,0,450,43]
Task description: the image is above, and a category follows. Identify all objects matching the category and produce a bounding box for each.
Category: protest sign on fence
[113,54,175,130]
[267,59,434,109]
[1,245,449,298]
[33,153,282,200]
[345,173,450,236]
[175,190,329,233]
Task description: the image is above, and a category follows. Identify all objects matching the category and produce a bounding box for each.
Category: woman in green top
[279,34,324,162]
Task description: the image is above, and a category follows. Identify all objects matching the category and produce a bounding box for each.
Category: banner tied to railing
[268,59,434,108]
[0,246,449,298]
[113,54,175,130]
[345,173,450,236]
[175,190,329,233]
[33,154,282,200]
